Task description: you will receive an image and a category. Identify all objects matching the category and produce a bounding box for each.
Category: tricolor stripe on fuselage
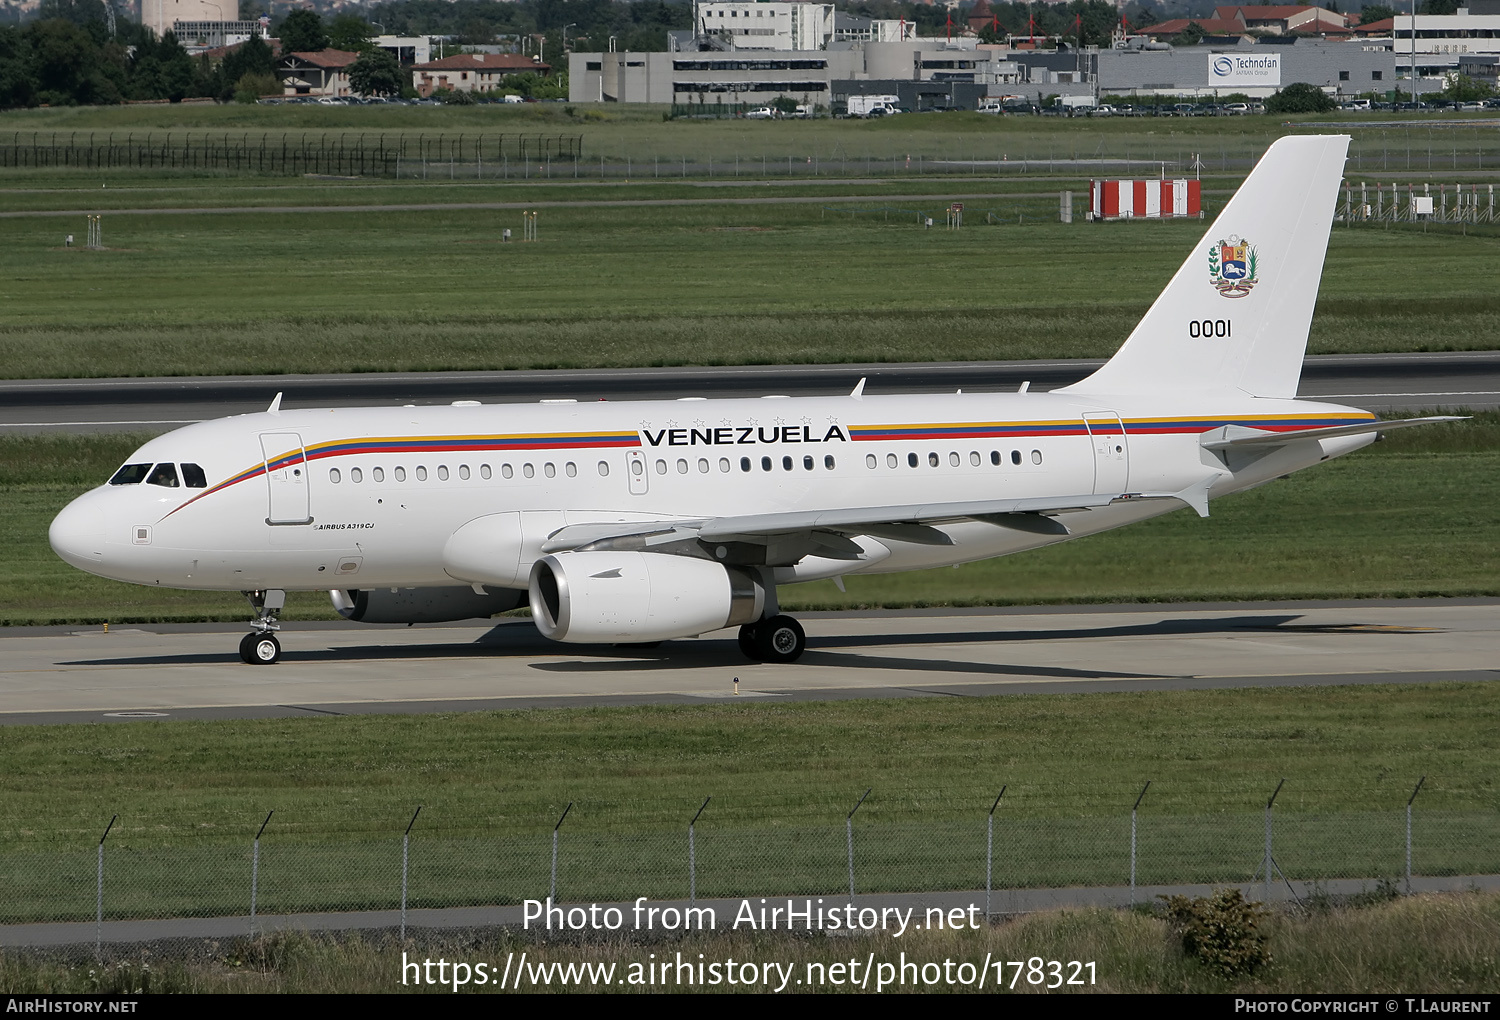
[161,412,1376,520]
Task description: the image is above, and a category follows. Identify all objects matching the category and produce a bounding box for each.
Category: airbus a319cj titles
[50,135,1454,666]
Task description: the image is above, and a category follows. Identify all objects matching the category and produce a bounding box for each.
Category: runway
[2,600,1495,726]
[1,351,1496,434]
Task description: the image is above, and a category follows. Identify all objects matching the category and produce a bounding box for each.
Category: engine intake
[529,551,765,643]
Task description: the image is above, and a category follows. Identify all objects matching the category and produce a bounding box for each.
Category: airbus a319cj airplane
[50,135,1454,666]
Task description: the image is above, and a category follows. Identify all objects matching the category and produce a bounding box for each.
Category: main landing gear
[738,615,806,664]
[239,589,285,665]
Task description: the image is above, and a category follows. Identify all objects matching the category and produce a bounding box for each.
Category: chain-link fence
[4,787,1497,931]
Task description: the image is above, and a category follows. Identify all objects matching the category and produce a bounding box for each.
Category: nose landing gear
[737,614,806,663]
[239,589,285,665]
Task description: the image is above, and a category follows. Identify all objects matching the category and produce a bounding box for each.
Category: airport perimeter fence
[0,131,584,178]
[3,783,1497,937]
[6,125,1500,182]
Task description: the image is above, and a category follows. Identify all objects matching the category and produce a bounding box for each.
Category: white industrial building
[1361,3,1500,84]
[675,2,911,52]
[572,36,1395,106]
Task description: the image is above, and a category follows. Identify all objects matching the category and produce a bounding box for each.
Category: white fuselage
[49,388,1377,595]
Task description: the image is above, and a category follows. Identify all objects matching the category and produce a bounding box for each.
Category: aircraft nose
[50,495,107,569]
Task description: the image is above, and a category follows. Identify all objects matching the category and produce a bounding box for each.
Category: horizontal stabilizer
[1200,416,1465,451]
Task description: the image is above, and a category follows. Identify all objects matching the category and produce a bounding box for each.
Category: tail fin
[1057,135,1349,400]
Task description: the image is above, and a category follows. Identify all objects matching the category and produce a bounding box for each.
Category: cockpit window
[181,463,207,488]
[109,463,151,485]
[146,463,180,488]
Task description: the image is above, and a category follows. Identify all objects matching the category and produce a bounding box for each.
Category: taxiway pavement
[1,600,1494,725]
[1,352,1493,434]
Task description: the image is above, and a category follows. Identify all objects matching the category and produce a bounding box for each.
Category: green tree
[349,46,404,96]
[1265,81,1337,113]
[1172,20,1206,45]
[327,13,373,51]
[1442,72,1494,101]
[1359,4,1397,24]
[232,70,278,102]
[0,26,37,108]
[1420,0,1460,12]
[1124,2,1159,29]
[278,9,328,53]
[770,95,798,114]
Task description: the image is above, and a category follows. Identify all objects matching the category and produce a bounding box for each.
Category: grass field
[1,677,1497,923]
[4,891,1500,993]
[4,107,1500,379]
[4,190,1500,380]
[3,672,1496,846]
[4,417,1497,626]
[8,103,1500,171]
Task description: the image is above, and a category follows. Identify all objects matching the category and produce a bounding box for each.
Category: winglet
[850,377,866,400]
[267,391,283,415]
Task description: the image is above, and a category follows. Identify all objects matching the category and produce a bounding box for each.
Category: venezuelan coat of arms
[1207,235,1258,298]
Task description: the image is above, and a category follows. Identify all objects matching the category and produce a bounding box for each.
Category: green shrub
[1161,889,1273,977]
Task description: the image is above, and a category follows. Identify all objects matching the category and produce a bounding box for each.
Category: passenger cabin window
[181,463,208,488]
[146,463,180,487]
[110,463,151,485]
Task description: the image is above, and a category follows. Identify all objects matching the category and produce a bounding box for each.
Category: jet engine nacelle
[331,586,526,624]
[529,551,766,644]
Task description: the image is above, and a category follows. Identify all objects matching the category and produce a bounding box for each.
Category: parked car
[744,106,777,119]
[1223,102,1250,115]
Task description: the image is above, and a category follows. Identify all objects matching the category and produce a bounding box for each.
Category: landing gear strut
[240,589,285,665]
[738,615,806,664]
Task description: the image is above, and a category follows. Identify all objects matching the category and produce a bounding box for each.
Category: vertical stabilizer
[1057,135,1349,399]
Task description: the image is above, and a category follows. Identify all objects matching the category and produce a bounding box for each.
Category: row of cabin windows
[109,462,208,488]
[324,450,1040,484]
[634,455,839,475]
[867,449,1043,469]
[330,455,845,483]
[328,461,601,484]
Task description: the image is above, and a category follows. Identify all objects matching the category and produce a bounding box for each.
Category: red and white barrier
[1089,179,1201,221]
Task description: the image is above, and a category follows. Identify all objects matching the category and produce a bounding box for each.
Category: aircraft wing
[1199,416,1464,450]
[540,493,1133,554]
